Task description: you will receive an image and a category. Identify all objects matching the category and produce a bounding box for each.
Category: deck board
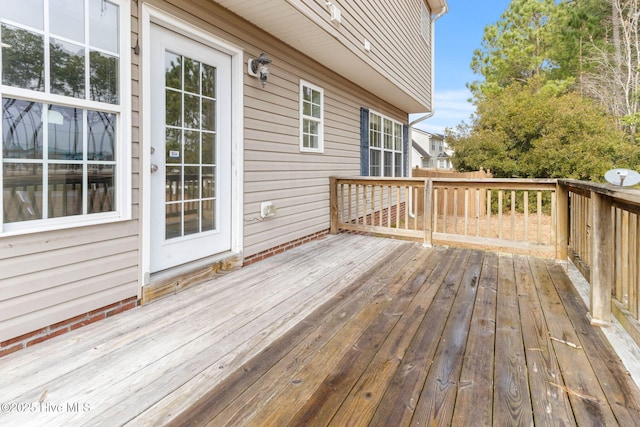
[1,234,639,426]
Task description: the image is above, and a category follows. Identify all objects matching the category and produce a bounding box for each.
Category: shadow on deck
[1,234,639,426]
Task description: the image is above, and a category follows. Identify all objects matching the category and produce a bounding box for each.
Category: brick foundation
[0,297,138,358]
[243,229,331,266]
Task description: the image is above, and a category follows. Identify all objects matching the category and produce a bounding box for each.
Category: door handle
[150,163,159,173]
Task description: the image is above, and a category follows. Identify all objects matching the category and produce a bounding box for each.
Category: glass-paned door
[149,24,231,272]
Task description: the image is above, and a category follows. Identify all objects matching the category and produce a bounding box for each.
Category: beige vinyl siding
[307,0,433,109]
[0,222,139,342]
[0,5,140,343]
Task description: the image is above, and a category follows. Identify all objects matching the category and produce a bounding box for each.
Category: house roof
[412,140,431,158]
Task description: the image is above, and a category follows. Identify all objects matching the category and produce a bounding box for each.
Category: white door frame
[140,4,244,290]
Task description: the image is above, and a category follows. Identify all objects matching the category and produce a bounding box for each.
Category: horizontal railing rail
[331,176,640,348]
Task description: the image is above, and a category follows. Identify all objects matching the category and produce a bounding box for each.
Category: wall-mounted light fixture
[248,52,272,88]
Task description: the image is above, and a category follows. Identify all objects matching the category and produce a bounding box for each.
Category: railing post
[556,182,569,260]
[330,177,339,234]
[588,190,613,326]
[423,179,433,247]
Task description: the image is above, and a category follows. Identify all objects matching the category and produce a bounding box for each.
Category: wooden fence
[330,176,640,348]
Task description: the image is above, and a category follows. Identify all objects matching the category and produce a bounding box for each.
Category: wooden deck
[1,234,639,426]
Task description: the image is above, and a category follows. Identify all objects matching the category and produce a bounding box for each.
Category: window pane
[1,24,45,91]
[202,132,215,165]
[48,105,83,160]
[165,202,182,239]
[48,164,83,217]
[90,50,118,104]
[50,0,85,42]
[202,166,214,198]
[202,98,215,131]
[184,58,200,94]
[184,166,199,200]
[2,98,43,159]
[87,164,115,213]
[184,94,200,129]
[202,199,214,232]
[395,152,402,177]
[3,163,44,222]
[201,63,216,98]
[184,130,199,164]
[50,39,85,99]
[87,110,115,160]
[165,51,182,90]
[0,0,44,29]
[165,90,182,127]
[89,0,119,53]
[165,128,181,164]
[369,149,381,177]
[166,165,182,202]
[384,151,393,177]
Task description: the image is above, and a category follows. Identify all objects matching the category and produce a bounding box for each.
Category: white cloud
[411,88,476,134]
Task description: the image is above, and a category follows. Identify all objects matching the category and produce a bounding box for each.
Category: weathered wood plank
[452,252,498,426]
[513,255,576,426]
[282,247,444,427]
[546,260,640,425]
[164,242,423,426]
[493,254,534,426]
[410,250,483,426]
[529,256,618,426]
[368,248,467,426]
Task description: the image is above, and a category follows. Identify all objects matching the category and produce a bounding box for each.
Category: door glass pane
[201,64,216,98]
[165,90,181,127]
[166,166,182,202]
[184,202,200,236]
[202,166,214,198]
[183,130,199,164]
[50,39,85,99]
[1,24,45,91]
[202,132,215,165]
[184,166,199,200]
[184,94,200,129]
[183,58,200,94]
[202,200,214,232]
[165,51,181,89]
[165,202,182,239]
[165,128,181,164]
[202,98,215,131]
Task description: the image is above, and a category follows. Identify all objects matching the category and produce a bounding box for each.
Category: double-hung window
[368,111,403,177]
[0,0,130,233]
[299,80,323,153]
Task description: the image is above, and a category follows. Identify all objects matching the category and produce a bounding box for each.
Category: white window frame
[369,110,403,177]
[0,0,131,235]
[299,80,324,153]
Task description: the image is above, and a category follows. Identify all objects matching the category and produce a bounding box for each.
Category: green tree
[469,0,560,97]
[447,78,639,180]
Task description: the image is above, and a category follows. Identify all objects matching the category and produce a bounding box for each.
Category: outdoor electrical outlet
[260,201,277,219]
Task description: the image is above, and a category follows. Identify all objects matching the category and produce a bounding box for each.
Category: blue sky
[412,1,512,135]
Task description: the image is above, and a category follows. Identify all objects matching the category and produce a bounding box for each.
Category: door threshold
[142,252,242,305]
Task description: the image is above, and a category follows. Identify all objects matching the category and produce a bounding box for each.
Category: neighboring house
[0,0,448,353]
[411,127,453,170]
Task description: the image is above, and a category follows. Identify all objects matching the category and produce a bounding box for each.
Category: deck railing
[559,179,640,345]
[330,176,640,347]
